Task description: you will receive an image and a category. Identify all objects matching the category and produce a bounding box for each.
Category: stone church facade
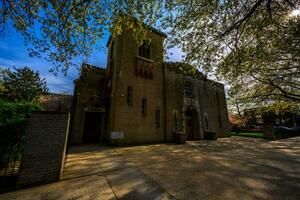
[70,26,230,145]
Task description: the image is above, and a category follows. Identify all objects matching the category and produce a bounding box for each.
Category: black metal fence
[0,122,26,177]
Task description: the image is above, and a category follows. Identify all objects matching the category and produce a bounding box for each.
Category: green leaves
[162,1,300,102]
[0,99,42,127]
[0,0,165,73]
[1,0,299,105]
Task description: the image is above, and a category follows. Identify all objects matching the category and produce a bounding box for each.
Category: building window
[139,41,150,59]
[204,113,209,131]
[184,82,193,97]
[142,98,147,116]
[155,109,160,128]
[173,110,178,132]
[127,86,132,105]
[216,91,222,128]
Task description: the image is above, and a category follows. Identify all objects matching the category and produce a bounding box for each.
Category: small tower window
[173,110,178,132]
[155,109,160,128]
[184,82,193,97]
[127,86,132,105]
[204,113,209,131]
[142,98,147,116]
[139,41,150,59]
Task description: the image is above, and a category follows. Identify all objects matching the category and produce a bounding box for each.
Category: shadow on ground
[1,136,300,200]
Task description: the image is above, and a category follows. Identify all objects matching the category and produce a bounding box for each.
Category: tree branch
[220,0,265,37]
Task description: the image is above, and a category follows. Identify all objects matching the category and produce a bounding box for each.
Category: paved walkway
[1,136,300,199]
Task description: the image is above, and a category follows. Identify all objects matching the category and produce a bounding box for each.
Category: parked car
[274,126,300,138]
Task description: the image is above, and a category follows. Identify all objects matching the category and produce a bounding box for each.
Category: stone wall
[17,111,70,189]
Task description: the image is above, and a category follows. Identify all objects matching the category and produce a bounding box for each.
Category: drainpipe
[162,63,167,142]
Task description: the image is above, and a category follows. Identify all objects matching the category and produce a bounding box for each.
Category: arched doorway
[185,107,199,140]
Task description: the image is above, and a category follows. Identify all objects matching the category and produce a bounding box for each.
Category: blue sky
[0,24,183,94]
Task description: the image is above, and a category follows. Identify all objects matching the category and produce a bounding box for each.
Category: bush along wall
[0,100,42,175]
[0,100,42,126]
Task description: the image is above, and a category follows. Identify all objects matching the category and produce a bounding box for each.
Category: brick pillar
[17,111,70,189]
[262,112,276,139]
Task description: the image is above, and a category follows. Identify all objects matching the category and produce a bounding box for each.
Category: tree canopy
[1,0,299,103]
[0,0,164,73]
[163,1,300,102]
[0,67,48,102]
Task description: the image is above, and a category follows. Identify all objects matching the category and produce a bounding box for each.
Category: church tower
[106,27,167,145]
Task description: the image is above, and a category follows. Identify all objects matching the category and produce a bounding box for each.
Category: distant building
[244,108,300,128]
[70,25,230,145]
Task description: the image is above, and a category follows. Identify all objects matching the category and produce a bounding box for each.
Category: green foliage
[1,0,299,103]
[162,1,300,102]
[0,100,42,127]
[258,101,299,114]
[0,1,165,73]
[0,99,42,166]
[231,132,263,138]
[0,67,48,102]
[0,100,40,166]
[0,80,6,97]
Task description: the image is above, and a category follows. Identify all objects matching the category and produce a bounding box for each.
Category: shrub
[0,100,42,167]
[0,100,42,127]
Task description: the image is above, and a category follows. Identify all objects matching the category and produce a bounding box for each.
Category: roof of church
[81,63,106,74]
[106,22,167,47]
[164,62,224,87]
[163,62,205,79]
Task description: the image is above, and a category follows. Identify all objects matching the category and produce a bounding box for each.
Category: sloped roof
[106,22,167,47]
[163,62,205,79]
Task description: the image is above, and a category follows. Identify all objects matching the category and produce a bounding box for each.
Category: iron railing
[0,122,26,177]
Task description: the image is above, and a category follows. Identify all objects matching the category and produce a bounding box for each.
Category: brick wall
[17,111,70,189]
[108,29,166,145]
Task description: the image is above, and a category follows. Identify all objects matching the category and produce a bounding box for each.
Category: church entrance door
[186,116,193,140]
[185,107,198,140]
[82,111,102,143]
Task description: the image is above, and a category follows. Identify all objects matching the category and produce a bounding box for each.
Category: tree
[219,18,300,102]
[0,0,165,73]
[0,67,48,102]
[162,0,300,102]
[1,1,299,102]
[0,79,6,97]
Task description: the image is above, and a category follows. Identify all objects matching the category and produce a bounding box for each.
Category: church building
[70,26,230,145]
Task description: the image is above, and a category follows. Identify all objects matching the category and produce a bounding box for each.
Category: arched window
[127,86,132,106]
[139,41,150,59]
[173,110,178,132]
[184,80,193,97]
[204,113,209,131]
[142,98,147,116]
[155,109,160,128]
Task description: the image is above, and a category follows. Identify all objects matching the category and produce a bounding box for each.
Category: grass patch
[231,132,264,138]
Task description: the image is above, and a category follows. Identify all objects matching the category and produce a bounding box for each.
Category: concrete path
[1,136,300,200]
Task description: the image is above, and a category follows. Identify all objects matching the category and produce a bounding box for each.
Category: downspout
[162,63,167,142]
[109,39,119,139]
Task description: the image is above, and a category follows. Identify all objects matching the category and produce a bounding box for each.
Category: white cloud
[41,74,74,94]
